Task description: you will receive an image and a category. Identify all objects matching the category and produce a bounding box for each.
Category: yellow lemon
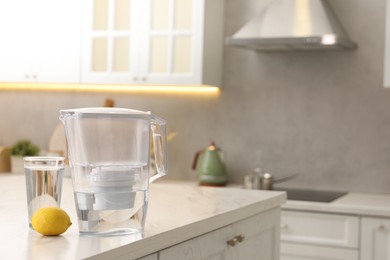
[32,207,72,236]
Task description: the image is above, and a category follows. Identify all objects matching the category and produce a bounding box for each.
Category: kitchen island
[0,175,286,260]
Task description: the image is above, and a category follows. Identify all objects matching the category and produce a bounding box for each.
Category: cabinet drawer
[281,242,358,260]
[281,211,359,248]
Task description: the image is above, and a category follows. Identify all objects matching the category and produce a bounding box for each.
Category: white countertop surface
[0,175,285,260]
[282,191,390,217]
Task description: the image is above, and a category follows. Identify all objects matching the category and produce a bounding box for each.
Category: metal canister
[260,173,273,190]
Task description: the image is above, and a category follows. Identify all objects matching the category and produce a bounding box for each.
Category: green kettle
[192,142,228,186]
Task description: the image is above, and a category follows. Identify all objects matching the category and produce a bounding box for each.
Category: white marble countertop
[282,191,390,217]
[230,182,390,217]
[0,175,285,260]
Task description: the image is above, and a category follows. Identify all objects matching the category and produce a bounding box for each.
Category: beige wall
[1,0,390,193]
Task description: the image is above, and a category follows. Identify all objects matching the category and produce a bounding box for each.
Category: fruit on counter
[32,207,72,236]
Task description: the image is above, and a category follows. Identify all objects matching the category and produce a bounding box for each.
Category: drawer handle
[227,234,245,247]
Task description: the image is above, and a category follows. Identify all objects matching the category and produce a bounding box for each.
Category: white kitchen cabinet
[159,208,280,260]
[0,0,81,83]
[280,210,359,260]
[360,217,390,260]
[281,243,358,260]
[81,0,224,86]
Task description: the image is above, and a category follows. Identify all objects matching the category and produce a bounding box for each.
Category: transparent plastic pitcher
[59,107,167,236]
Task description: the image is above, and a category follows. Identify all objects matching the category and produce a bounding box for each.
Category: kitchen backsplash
[1,0,390,193]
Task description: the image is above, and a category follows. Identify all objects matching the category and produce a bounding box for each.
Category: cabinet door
[228,208,280,260]
[139,0,224,86]
[281,243,358,260]
[140,0,201,85]
[0,0,81,83]
[159,208,280,260]
[0,1,33,82]
[32,0,81,83]
[360,217,390,260]
[81,0,142,84]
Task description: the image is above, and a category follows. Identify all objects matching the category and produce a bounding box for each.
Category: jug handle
[150,114,168,183]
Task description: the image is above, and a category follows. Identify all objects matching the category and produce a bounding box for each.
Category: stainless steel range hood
[226,0,357,51]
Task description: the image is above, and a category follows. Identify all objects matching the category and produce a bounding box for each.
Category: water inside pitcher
[60,107,167,236]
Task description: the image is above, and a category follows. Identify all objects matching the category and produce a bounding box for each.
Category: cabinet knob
[236,234,245,242]
[280,224,288,230]
[227,237,238,247]
[25,74,29,79]
[227,234,245,247]
[141,77,146,81]
[133,77,138,81]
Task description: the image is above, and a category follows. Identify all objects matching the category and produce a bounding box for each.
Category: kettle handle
[150,114,168,183]
[192,149,203,170]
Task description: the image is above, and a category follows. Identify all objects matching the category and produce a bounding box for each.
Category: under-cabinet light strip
[0,83,220,95]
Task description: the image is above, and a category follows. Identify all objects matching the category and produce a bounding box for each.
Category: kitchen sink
[274,188,347,202]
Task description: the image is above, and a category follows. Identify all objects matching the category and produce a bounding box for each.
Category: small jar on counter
[243,168,262,189]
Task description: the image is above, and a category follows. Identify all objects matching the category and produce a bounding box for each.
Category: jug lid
[60,107,151,119]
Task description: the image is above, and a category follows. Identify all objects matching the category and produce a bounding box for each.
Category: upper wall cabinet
[81,0,224,86]
[0,0,82,83]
